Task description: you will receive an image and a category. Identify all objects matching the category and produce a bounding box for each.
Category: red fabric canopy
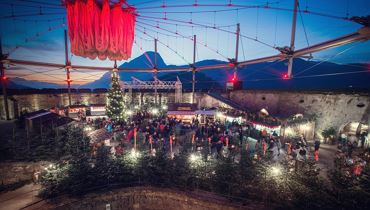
[65,0,135,61]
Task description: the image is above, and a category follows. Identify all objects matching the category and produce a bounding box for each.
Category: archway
[339,122,368,136]
[339,121,369,148]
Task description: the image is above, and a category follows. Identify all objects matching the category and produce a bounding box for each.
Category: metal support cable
[294,43,360,76]
[136,22,229,60]
[298,2,311,49]
[136,29,191,64]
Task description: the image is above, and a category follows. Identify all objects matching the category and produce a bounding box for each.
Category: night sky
[0,0,369,84]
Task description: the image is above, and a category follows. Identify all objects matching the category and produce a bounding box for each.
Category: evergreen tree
[237,148,256,198]
[115,152,138,184]
[66,156,94,195]
[329,155,370,210]
[359,164,370,194]
[92,146,115,186]
[212,156,240,196]
[40,163,70,198]
[62,125,91,159]
[171,145,194,189]
[106,70,125,121]
[289,160,336,210]
[139,148,172,187]
[201,140,210,162]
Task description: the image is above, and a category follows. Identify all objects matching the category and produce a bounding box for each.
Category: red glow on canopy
[230,76,237,82]
[282,73,289,80]
[228,63,235,67]
[65,0,136,61]
[1,76,7,81]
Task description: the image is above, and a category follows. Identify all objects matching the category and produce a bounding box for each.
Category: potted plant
[322,127,336,144]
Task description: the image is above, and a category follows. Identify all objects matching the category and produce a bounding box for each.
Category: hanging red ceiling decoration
[65,0,136,61]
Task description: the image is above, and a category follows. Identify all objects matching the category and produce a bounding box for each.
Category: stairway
[206,92,246,111]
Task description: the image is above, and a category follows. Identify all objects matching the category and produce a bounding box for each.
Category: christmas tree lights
[106,70,125,121]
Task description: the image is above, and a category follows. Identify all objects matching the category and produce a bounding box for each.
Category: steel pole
[0,36,10,120]
[64,29,72,106]
[287,0,298,78]
[192,35,196,104]
[154,38,158,104]
[234,23,240,79]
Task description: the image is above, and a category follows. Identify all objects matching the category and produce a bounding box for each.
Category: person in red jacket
[353,163,363,176]
[286,141,292,156]
[353,159,363,176]
[127,129,134,142]
[314,150,319,161]
[262,139,267,157]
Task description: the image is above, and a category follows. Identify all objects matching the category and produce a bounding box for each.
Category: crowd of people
[333,132,369,177]
[81,105,370,179]
[83,109,317,173]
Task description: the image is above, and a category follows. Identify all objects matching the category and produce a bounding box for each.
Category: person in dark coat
[314,139,320,151]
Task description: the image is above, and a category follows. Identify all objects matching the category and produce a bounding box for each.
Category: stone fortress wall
[228,90,370,136]
[1,90,369,136]
[0,92,192,119]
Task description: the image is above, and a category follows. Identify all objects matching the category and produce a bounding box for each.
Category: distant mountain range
[11,77,66,89]
[6,51,370,91]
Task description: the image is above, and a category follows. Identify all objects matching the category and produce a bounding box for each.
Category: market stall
[216,111,244,124]
[90,104,106,116]
[167,103,197,123]
[195,109,216,124]
[68,104,87,120]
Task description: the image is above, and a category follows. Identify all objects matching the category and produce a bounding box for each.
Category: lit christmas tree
[106,68,125,121]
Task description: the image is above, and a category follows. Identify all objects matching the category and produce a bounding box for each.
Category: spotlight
[271,166,282,176]
[189,153,201,163]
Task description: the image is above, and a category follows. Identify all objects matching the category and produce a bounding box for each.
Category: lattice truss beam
[120,76,182,103]
[120,76,182,90]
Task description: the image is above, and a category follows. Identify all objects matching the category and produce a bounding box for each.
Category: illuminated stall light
[252,121,281,136]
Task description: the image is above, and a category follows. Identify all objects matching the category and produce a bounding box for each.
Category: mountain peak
[119,51,166,69]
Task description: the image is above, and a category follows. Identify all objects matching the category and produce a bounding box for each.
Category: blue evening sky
[0,0,369,84]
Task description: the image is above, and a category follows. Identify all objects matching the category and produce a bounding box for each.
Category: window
[357,103,365,108]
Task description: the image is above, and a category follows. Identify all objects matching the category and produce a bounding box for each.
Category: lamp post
[149,135,153,153]
[170,135,173,158]
[134,127,137,151]
[192,133,195,152]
